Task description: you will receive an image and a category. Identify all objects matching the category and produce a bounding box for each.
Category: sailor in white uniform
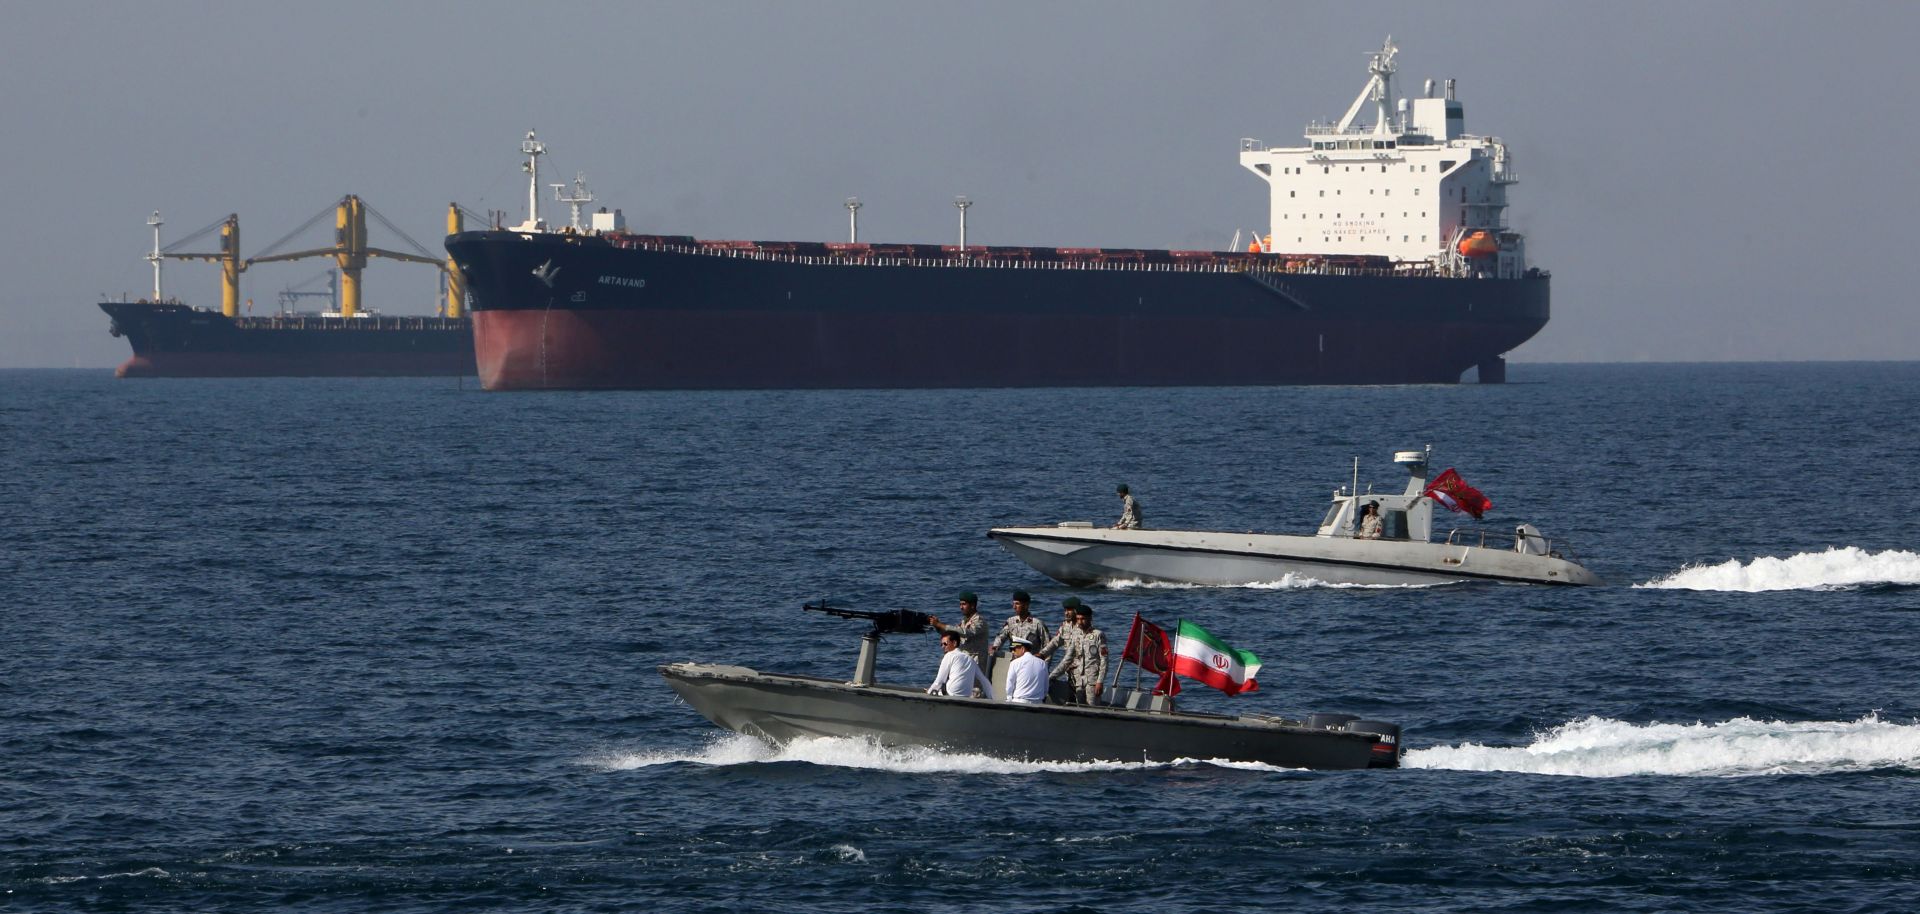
[928,630,993,698]
[1003,637,1049,703]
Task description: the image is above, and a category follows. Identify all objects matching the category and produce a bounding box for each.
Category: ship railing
[1442,527,1578,562]
[232,314,468,331]
[606,238,1450,280]
[1304,123,1398,137]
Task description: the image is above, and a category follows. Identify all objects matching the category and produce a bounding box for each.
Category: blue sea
[5,363,1920,913]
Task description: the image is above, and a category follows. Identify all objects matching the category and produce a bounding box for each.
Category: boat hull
[660,662,1392,769]
[449,232,1549,391]
[100,301,476,378]
[989,526,1600,587]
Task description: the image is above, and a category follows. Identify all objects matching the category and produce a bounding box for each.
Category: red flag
[1423,468,1492,519]
[1122,613,1181,696]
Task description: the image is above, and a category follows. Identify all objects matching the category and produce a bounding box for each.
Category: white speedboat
[989,449,1599,587]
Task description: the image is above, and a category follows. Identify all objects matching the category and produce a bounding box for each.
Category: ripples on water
[5,363,1920,912]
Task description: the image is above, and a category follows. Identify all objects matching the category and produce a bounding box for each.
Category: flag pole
[1111,613,1138,702]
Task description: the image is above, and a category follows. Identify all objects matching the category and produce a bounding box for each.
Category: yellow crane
[154,196,458,319]
[155,213,245,317]
[247,195,444,318]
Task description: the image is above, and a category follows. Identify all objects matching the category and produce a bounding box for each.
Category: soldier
[988,590,1050,658]
[1114,483,1143,530]
[927,591,990,690]
[1068,604,1110,705]
[1039,597,1084,704]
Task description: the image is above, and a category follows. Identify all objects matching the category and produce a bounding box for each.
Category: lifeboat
[1457,231,1499,258]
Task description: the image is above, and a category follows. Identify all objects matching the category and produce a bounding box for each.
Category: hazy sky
[4,0,1916,367]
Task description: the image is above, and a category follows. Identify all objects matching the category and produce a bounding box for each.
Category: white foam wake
[1408,715,1920,778]
[587,733,1297,775]
[1100,573,1450,591]
[1636,546,1920,592]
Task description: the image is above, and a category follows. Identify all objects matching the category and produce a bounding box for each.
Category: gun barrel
[801,603,931,636]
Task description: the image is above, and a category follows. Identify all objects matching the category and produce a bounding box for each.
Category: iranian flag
[1170,620,1262,695]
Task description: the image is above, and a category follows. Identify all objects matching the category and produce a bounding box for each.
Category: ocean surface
[5,362,1920,913]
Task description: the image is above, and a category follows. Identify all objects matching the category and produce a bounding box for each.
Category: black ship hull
[448,231,1549,391]
[100,301,476,378]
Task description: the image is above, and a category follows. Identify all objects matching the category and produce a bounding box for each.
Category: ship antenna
[520,130,547,230]
[146,211,164,301]
[552,172,594,231]
[845,196,861,243]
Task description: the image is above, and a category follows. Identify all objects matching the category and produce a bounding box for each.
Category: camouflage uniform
[1069,626,1110,705]
[936,612,991,679]
[1116,493,1143,530]
[989,614,1051,656]
[1039,623,1078,681]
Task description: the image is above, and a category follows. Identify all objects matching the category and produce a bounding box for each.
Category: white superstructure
[1239,38,1526,278]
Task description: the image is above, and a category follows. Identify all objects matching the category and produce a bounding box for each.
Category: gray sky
[4,0,1915,367]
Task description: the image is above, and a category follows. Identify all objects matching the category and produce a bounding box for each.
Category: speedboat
[988,449,1599,587]
[660,604,1403,770]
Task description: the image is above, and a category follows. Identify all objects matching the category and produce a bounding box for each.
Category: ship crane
[152,212,246,318]
[246,195,446,318]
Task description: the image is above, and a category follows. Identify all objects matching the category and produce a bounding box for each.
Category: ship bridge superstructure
[1238,38,1527,279]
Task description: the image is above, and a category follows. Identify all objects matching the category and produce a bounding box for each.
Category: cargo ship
[102,198,476,378]
[450,40,1547,391]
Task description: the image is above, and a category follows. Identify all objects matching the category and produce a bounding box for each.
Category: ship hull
[100,301,476,378]
[660,662,1394,769]
[449,232,1549,391]
[988,526,1600,587]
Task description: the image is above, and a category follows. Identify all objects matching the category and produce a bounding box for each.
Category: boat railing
[1442,526,1578,562]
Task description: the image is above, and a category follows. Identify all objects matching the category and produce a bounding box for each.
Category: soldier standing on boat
[1039,597,1084,703]
[1068,604,1110,705]
[988,590,1050,658]
[1114,484,1143,530]
[928,592,990,692]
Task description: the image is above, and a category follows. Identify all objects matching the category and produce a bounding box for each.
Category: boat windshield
[1320,502,1344,530]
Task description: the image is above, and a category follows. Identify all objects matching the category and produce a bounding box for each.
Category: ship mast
[552,172,594,231]
[1335,36,1399,136]
[146,211,164,300]
[953,196,972,249]
[520,130,546,230]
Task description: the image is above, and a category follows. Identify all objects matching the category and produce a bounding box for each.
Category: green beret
[958,591,978,604]
[1116,483,1130,494]
[1012,590,1031,603]
[1062,596,1083,609]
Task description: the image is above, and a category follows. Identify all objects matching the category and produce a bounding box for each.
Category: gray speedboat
[660,605,1403,770]
[989,449,1598,587]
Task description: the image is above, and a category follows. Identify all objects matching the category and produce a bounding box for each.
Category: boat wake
[1100,574,1452,591]
[588,733,1298,775]
[1636,546,1920,592]
[1407,714,1920,777]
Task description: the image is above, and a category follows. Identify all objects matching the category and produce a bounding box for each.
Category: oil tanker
[102,198,475,378]
[452,40,1548,391]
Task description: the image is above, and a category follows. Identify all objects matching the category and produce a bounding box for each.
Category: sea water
[4,362,1918,912]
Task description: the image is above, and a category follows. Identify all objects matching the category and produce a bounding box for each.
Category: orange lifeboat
[1457,231,1499,258]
